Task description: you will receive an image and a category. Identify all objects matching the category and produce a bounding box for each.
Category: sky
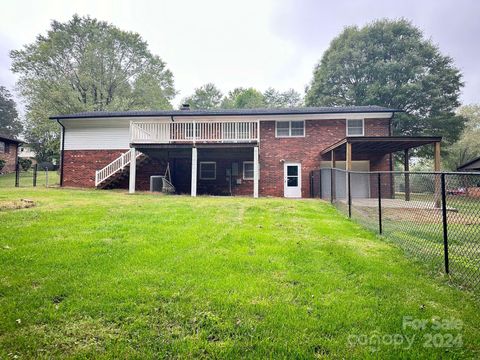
[0,0,479,111]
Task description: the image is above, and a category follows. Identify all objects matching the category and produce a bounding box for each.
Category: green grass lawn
[0,188,479,359]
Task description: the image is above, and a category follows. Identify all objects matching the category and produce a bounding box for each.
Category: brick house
[50,106,441,198]
[0,134,22,174]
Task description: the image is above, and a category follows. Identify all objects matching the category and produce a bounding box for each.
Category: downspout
[56,119,65,187]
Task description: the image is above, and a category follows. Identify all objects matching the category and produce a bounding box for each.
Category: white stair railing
[95,148,141,187]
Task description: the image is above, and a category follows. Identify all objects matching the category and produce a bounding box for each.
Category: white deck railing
[130,120,259,144]
[95,148,141,186]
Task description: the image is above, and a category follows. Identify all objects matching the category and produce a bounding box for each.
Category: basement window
[199,162,216,180]
[243,161,254,180]
[347,119,364,136]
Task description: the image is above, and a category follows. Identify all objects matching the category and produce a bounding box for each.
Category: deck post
[253,146,259,198]
[434,141,441,208]
[129,148,136,194]
[191,147,197,197]
[404,149,410,201]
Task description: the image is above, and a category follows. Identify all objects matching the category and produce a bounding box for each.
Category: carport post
[191,147,197,197]
[129,148,136,194]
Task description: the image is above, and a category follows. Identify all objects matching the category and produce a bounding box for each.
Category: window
[199,162,216,180]
[243,161,254,180]
[275,121,305,137]
[0,141,4,153]
[347,119,364,136]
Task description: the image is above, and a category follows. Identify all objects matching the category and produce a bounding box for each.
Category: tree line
[0,15,478,169]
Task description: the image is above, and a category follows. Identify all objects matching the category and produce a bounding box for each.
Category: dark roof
[457,156,480,171]
[0,133,22,144]
[49,105,402,120]
[321,136,442,156]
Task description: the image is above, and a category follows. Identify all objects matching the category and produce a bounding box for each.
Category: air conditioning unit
[150,176,164,192]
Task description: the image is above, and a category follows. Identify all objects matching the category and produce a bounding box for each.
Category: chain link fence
[9,163,60,188]
[311,168,480,292]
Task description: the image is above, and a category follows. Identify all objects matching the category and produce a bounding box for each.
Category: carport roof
[320,136,442,157]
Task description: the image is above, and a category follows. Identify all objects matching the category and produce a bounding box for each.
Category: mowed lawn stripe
[0,188,478,358]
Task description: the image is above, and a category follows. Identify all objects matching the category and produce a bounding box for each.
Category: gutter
[56,119,65,187]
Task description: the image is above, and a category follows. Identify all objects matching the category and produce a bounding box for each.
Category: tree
[264,88,303,108]
[181,83,223,109]
[444,105,480,170]
[221,88,265,109]
[305,19,464,147]
[0,86,22,137]
[19,158,32,172]
[11,15,176,161]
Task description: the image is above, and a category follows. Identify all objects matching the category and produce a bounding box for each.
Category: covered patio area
[319,136,442,201]
[128,144,259,197]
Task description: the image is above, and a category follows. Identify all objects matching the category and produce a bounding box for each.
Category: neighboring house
[457,156,480,172]
[50,106,442,198]
[0,134,22,174]
[18,144,37,163]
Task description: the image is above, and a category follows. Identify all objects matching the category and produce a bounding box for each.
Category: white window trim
[199,161,216,180]
[346,118,365,137]
[243,161,254,180]
[275,120,305,138]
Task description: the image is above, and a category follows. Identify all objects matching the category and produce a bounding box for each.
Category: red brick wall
[0,141,18,173]
[259,118,390,197]
[63,150,127,187]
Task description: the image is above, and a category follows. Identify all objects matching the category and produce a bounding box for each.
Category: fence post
[33,164,38,187]
[441,173,449,274]
[377,173,382,234]
[310,170,314,198]
[45,168,49,188]
[330,168,334,204]
[348,171,352,218]
[15,162,20,187]
[319,170,322,199]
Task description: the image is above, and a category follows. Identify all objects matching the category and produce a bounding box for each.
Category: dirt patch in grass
[0,199,36,211]
[20,318,122,356]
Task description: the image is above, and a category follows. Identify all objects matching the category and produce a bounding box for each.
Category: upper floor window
[347,119,364,136]
[275,121,305,137]
[0,141,5,153]
[199,161,216,180]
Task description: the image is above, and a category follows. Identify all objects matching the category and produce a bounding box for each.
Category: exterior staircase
[95,149,148,189]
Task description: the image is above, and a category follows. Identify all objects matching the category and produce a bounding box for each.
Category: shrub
[19,158,32,171]
[0,159,5,172]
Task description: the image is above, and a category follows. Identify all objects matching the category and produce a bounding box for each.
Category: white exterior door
[284,162,301,198]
